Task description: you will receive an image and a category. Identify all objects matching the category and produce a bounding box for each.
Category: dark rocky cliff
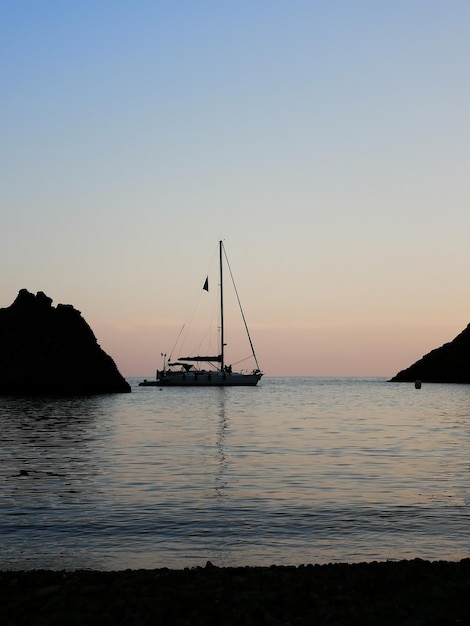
[0,289,131,395]
[390,323,470,383]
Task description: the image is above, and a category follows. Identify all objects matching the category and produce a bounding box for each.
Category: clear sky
[2,1,469,377]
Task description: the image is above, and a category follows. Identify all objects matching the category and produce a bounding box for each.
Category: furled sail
[178,355,222,362]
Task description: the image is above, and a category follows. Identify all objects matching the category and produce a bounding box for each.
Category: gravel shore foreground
[2,559,470,625]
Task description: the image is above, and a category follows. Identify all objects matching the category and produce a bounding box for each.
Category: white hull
[140,370,262,387]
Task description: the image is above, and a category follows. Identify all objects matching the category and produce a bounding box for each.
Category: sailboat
[139,241,263,387]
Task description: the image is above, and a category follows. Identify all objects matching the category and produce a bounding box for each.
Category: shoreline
[3,558,470,624]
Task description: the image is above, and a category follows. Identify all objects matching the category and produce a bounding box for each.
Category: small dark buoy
[415,380,422,389]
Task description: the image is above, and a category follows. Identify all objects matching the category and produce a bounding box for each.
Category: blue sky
[2,1,469,376]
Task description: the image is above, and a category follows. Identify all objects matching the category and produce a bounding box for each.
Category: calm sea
[2,377,470,571]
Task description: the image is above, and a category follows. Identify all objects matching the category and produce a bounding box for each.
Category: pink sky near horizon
[90,307,469,379]
[2,2,469,378]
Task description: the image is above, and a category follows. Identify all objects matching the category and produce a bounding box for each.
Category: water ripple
[2,378,470,569]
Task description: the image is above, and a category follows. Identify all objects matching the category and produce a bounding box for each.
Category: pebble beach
[3,559,470,625]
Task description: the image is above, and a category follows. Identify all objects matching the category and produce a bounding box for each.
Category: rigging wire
[222,243,261,371]
[168,244,219,362]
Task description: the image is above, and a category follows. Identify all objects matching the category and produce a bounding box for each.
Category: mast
[219,240,225,370]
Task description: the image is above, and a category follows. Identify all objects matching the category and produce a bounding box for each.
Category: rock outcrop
[390,323,470,383]
[0,289,131,395]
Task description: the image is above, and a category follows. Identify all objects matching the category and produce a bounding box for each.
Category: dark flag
[203,276,209,291]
